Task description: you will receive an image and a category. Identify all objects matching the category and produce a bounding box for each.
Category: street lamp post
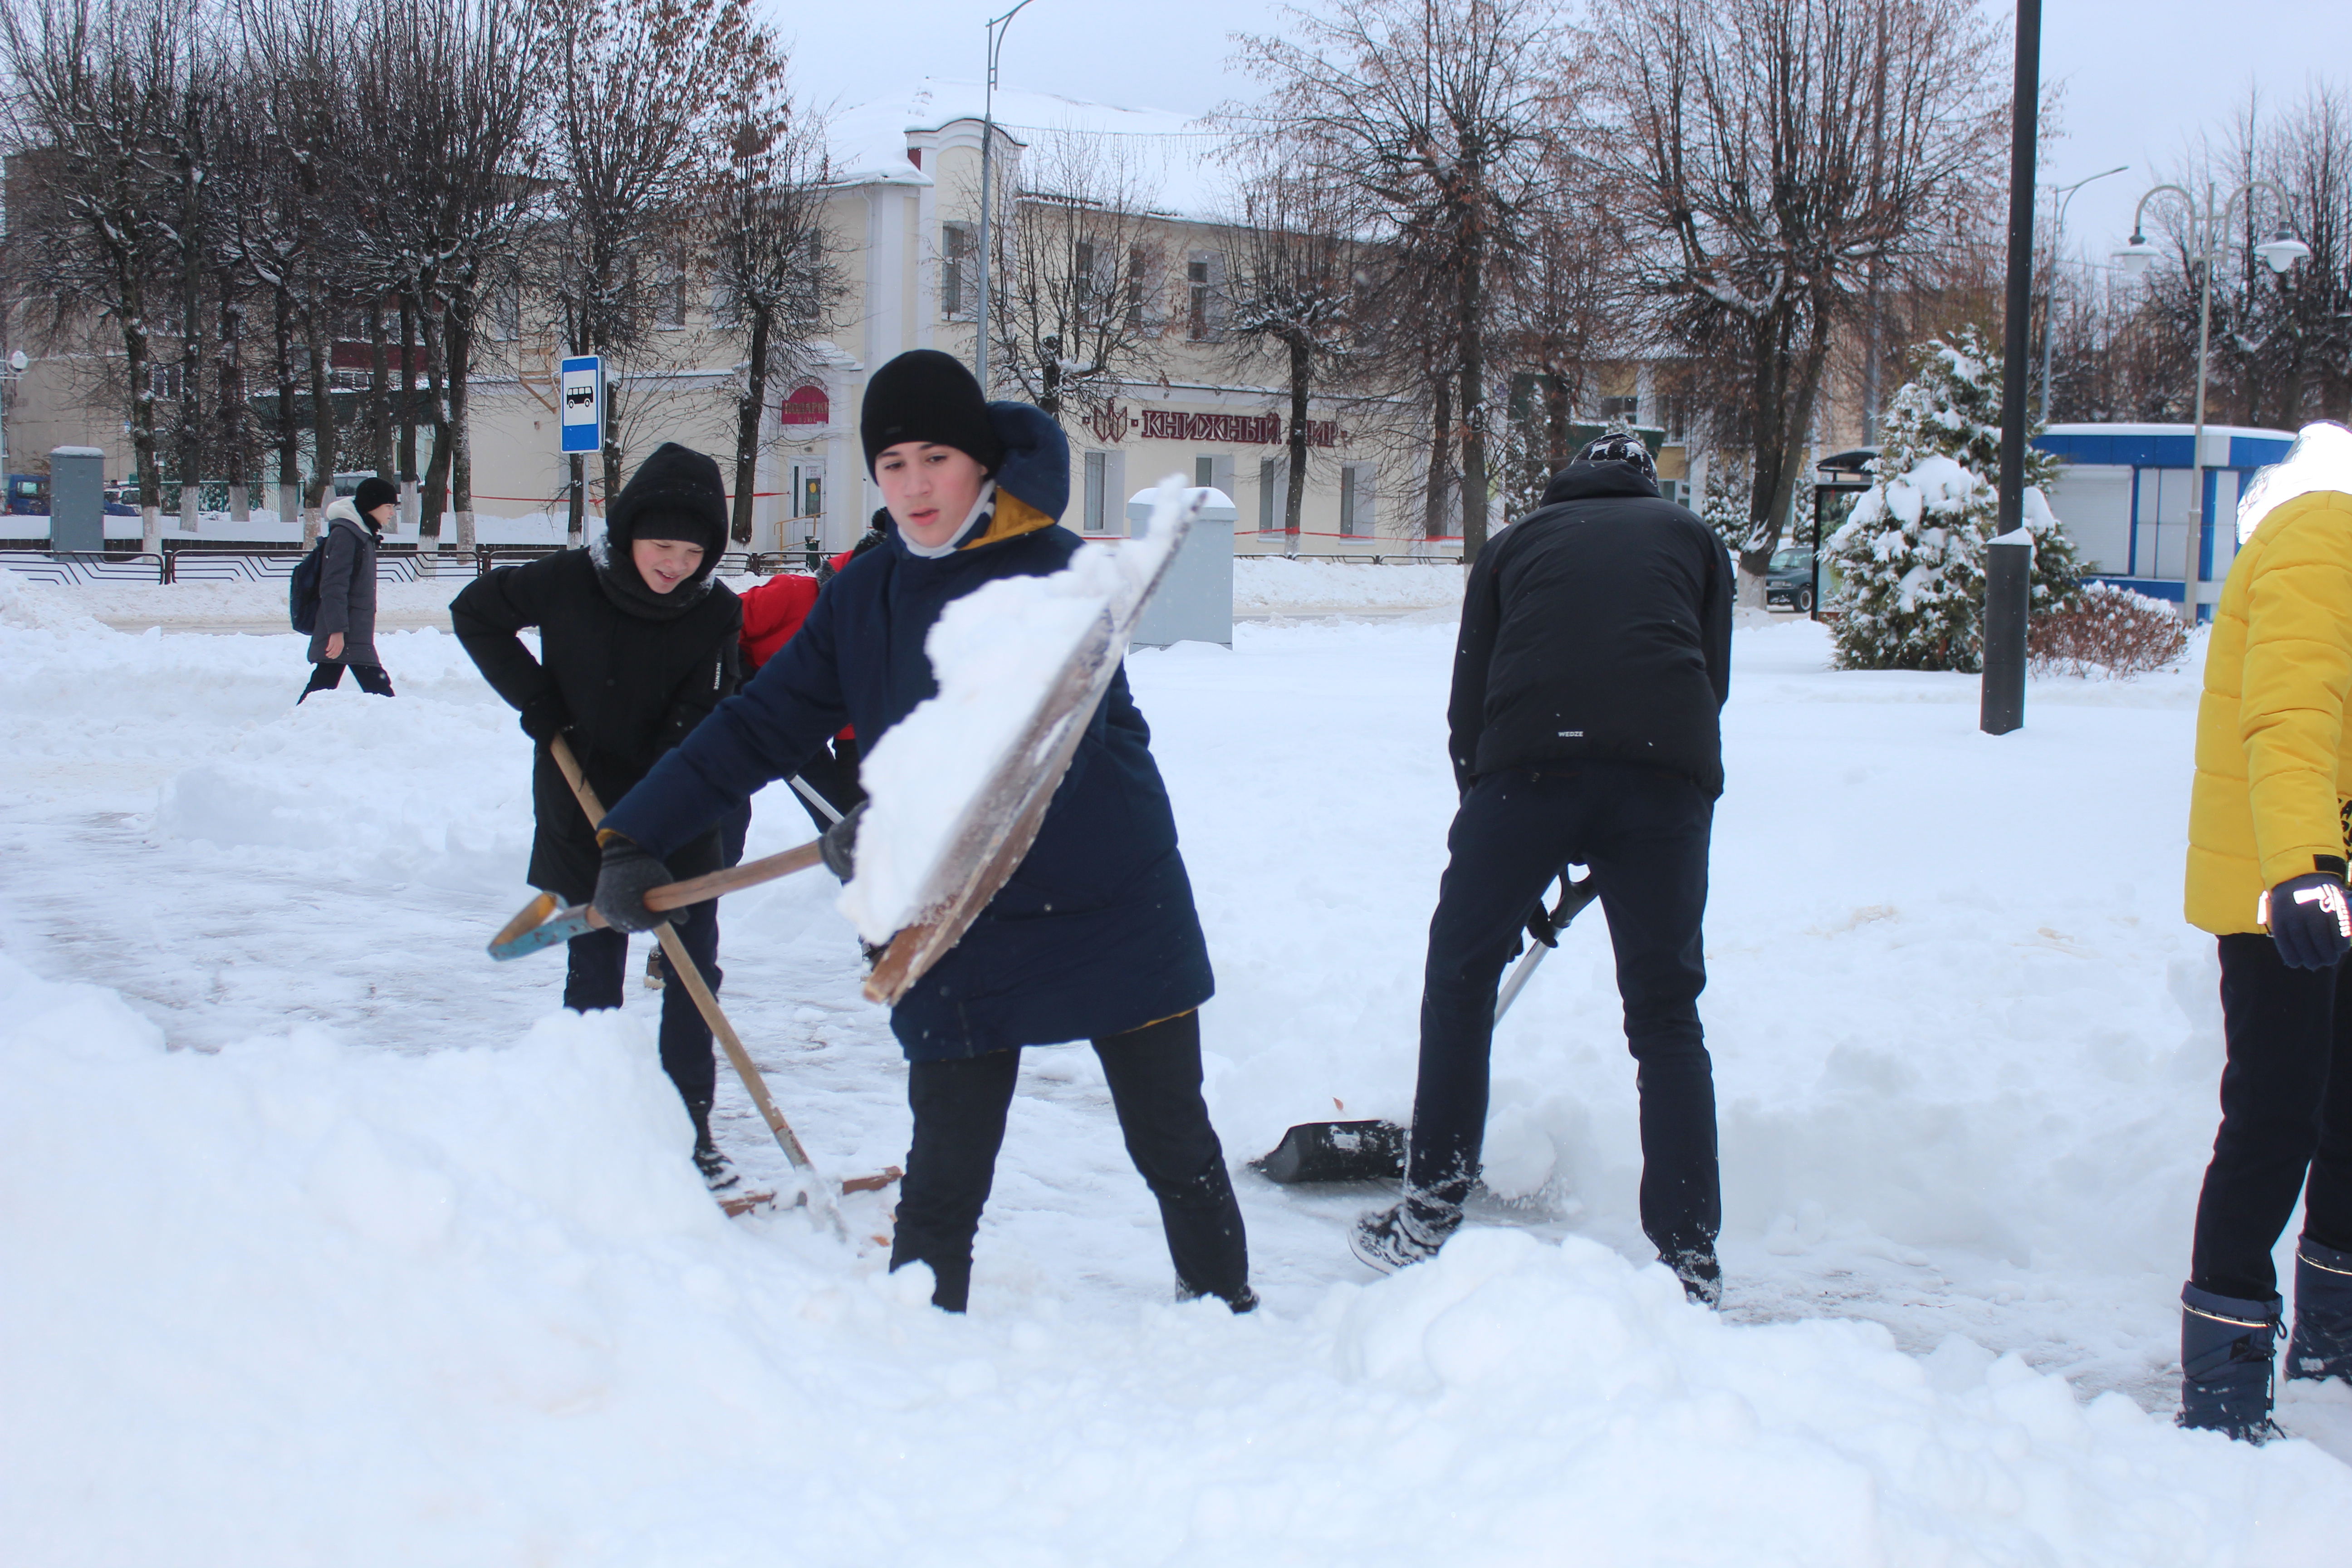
[2039,165,2128,423]
[2114,182,2309,617]
[973,0,1037,393]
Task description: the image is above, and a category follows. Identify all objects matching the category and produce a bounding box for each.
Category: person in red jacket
[734,514,889,832]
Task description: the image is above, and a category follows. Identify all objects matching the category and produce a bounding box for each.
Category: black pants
[786,736,866,835]
[298,660,394,700]
[563,902,722,1115]
[1408,762,1719,1264]
[890,1010,1248,1312]
[2190,933,2352,1299]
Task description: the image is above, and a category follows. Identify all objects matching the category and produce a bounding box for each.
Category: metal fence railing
[3,543,801,589]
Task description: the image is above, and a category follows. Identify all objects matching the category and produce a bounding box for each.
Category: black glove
[2264,872,2352,970]
[593,834,678,933]
[820,799,865,882]
[1524,894,1561,951]
[518,690,572,744]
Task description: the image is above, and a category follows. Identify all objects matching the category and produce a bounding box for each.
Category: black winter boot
[1348,1193,1462,1274]
[2178,1283,2284,1442]
[686,1098,741,1196]
[1665,1247,1723,1308]
[2287,1236,2352,1385]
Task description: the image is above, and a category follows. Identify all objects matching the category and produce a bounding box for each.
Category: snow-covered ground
[5,569,2350,1565]
[1233,555,1463,613]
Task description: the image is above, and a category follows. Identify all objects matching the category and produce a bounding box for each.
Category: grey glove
[820,799,866,882]
[592,835,678,933]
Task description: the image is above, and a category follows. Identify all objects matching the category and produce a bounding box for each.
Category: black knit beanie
[353,475,398,515]
[861,349,1005,475]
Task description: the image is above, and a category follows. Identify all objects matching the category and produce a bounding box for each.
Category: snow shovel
[1250,871,1598,1186]
[860,484,1204,1008]
[529,734,851,1235]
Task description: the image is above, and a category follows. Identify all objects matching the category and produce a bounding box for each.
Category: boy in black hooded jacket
[451,442,746,1191]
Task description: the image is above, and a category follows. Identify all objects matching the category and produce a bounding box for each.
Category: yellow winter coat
[2185,489,2352,934]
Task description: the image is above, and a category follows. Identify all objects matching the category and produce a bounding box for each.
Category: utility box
[49,446,106,552]
[1127,486,1235,649]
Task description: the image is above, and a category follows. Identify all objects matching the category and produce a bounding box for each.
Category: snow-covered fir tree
[1827,326,2080,671]
[1697,449,1756,558]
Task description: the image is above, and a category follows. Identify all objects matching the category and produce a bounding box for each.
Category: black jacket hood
[1541,460,1661,506]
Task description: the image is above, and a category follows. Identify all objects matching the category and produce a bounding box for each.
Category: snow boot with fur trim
[2287,1236,2352,1385]
[2178,1282,2284,1442]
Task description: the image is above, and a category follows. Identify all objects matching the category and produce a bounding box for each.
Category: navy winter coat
[599,407,1214,1061]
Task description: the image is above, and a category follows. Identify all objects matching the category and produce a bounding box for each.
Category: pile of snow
[0,568,105,634]
[156,684,535,891]
[838,478,1192,942]
[7,948,2351,1565]
[1234,555,1464,612]
[2238,420,2352,543]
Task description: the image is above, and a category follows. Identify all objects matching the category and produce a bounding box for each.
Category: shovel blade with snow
[1250,873,1597,1186]
[861,481,1204,1005]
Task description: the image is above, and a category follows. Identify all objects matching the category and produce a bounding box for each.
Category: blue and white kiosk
[2034,422,2295,621]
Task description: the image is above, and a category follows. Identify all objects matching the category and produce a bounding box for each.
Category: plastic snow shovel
[1250,871,1598,1186]
[522,735,852,1238]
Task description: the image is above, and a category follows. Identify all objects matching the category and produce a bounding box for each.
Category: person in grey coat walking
[299,475,398,701]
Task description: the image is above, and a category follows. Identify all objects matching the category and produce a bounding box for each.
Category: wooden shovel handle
[646,840,823,910]
[548,732,824,911]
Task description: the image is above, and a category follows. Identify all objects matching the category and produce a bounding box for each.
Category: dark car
[1764,546,1819,612]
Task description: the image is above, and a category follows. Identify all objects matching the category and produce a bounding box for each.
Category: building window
[942,223,974,319]
[1085,451,1108,532]
[1188,256,1223,341]
[1599,393,1640,423]
[1194,456,1214,489]
[1126,247,1148,329]
[1340,462,1376,537]
[490,273,521,341]
[1258,455,1289,533]
[654,267,686,330]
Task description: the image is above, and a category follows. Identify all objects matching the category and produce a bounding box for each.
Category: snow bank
[1233,555,1463,612]
[7,948,2351,1568]
[838,478,1191,942]
[0,566,108,633]
[2238,420,2352,543]
[156,683,535,891]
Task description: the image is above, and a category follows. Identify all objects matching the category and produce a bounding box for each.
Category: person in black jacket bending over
[451,442,747,1194]
[1351,432,1734,1304]
[590,349,1253,1315]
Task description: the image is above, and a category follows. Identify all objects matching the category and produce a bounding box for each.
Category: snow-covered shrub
[1828,327,2081,671]
[2026,582,2188,677]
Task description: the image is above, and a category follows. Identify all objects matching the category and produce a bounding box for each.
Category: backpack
[289,534,329,634]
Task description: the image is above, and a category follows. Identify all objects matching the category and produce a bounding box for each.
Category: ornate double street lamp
[2113,181,2310,616]
[2039,165,2128,422]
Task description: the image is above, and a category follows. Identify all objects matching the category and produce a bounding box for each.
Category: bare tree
[533,0,749,544]
[351,0,543,551]
[703,63,841,546]
[1216,162,1362,542]
[984,129,1167,419]
[2,0,190,549]
[1234,0,1562,559]
[1596,0,2005,593]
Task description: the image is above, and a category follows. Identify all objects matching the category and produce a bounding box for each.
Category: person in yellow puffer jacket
[2177,421,2352,1442]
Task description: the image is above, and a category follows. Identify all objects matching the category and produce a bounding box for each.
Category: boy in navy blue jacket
[592,350,1253,1313]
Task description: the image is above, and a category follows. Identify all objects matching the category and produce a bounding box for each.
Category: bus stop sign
[560,356,602,454]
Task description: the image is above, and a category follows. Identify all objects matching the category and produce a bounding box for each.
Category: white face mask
[900,480,996,559]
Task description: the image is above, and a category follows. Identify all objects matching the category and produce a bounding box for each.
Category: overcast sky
[772,0,2343,262]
